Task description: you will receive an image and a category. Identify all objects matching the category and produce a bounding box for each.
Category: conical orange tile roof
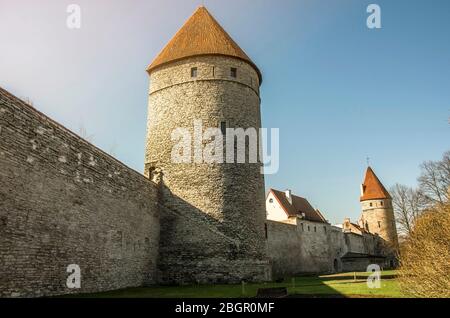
[360,167,391,201]
[147,6,262,82]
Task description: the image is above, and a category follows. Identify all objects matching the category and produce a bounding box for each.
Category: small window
[230,67,237,78]
[324,226,327,233]
[380,201,384,206]
[220,121,227,135]
[149,167,156,181]
[212,66,215,77]
[191,67,198,78]
[269,198,273,203]
[369,202,373,207]
[301,223,304,231]
[308,225,310,232]
[378,221,381,228]
[314,226,317,232]
[264,223,268,239]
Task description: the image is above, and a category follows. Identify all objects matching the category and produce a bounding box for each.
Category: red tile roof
[343,220,369,235]
[351,222,368,233]
[147,6,262,82]
[270,189,328,223]
[360,167,391,201]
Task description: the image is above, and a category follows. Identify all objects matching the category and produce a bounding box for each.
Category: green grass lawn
[69,270,405,298]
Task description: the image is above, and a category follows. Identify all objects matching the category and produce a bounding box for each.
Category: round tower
[145,6,269,283]
[359,167,399,252]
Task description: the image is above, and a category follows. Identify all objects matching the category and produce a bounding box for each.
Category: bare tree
[418,151,450,205]
[396,150,450,297]
[438,151,450,190]
[391,184,428,237]
[391,184,412,236]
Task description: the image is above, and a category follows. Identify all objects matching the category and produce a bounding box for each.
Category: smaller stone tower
[359,167,399,254]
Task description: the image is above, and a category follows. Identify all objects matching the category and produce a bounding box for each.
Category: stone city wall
[266,220,333,277]
[0,88,160,297]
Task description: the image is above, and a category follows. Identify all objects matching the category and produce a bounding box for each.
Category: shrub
[398,203,450,297]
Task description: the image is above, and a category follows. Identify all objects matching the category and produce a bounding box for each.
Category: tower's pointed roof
[147,6,261,82]
[360,167,391,201]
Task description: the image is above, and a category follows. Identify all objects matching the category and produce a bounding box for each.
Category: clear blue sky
[0,0,449,224]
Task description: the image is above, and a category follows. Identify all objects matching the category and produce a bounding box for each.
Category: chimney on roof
[343,218,351,233]
[285,189,292,205]
[358,219,364,229]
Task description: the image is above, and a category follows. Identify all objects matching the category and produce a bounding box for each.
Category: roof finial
[366,156,370,167]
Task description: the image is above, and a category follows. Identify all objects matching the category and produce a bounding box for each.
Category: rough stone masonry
[0,87,159,297]
[0,6,398,297]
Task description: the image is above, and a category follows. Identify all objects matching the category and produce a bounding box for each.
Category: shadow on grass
[60,271,401,298]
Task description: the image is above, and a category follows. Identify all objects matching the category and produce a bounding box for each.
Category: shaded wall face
[146,55,269,283]
[0,90,160,297]
[341,258,374,272]
[158,201,270,285]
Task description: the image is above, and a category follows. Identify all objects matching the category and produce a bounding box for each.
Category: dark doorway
[333,259,339,272]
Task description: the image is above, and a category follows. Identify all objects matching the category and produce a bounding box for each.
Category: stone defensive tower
[359,167,399,254]
[145,6,270,283]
